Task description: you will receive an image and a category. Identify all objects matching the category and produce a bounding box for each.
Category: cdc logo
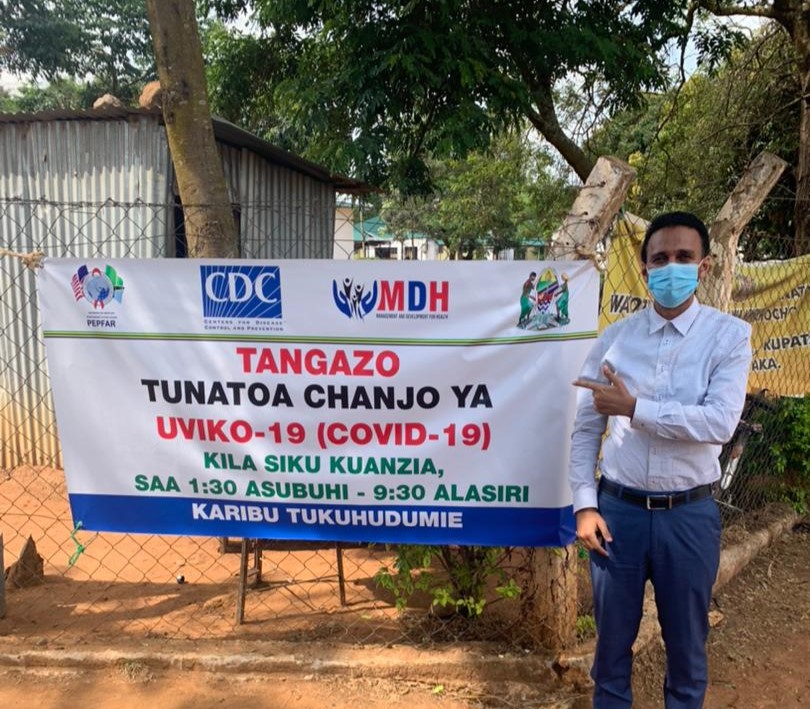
[200,265,282,319]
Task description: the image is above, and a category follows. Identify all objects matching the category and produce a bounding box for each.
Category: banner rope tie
[0,247,44,270]
[574,243,606,272]
[68,521,96,567]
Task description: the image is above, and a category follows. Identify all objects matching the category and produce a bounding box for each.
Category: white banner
[37,258,598,546]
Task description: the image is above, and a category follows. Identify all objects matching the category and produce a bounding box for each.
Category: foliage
[202,0,689,190]
[697,0,810,257]
[691,13,749,75]
[588,26,799,259]
[760,397,810,481]
[0,0,154,100]
[743,395,810,511]
[374,544,521,618]
[575,614,597,640]
[377,130,574,259]
[201,20,289,143]
[0,78,113,112]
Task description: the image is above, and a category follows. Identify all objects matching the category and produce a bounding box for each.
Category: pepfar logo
[200,265,282,319]
[71,264,124,308]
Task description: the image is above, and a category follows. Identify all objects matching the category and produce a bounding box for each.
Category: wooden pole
[526,156,636,651]
[235,537,249,626]
[548,156,638,262]
[698,151,788,311]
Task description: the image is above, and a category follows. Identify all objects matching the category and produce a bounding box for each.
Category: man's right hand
[575,508,613,557]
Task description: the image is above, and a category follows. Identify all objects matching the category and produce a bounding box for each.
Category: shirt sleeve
[568,334,611,512]
[631,321,752,444]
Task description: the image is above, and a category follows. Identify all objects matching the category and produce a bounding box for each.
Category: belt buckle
[646,494,672,510]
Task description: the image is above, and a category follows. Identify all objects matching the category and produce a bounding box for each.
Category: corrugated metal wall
[228,145,336,259]
[1,115,341,470]
[0,116,173,468]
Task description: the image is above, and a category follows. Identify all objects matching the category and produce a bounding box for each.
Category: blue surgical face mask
[646,262,699,309]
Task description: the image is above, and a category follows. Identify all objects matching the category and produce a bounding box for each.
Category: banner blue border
[69,494,576,547]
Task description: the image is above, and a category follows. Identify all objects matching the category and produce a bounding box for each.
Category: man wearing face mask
[569,211,752,709]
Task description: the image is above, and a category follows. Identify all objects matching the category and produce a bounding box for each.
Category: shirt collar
[648,297,701,335]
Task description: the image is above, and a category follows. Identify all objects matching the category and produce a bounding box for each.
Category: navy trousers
[590,487,721,709]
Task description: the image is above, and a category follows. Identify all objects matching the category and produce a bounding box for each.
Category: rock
[4,535,45,589]
[92,93,124,109]
[139,81,162,110]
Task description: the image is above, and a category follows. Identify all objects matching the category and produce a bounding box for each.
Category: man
[569,211,752,708]
[518,271,537,327]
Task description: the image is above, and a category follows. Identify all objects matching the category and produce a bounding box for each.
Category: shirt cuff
[573,486,599,513]
[631,396,659,433]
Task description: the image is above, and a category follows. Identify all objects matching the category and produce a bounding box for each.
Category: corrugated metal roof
[0,106,376,195]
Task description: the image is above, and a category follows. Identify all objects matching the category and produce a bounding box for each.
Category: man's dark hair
[641,211,710,262]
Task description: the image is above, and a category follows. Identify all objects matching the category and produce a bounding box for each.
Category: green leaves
[378,129,572,259]
[0,0,154,100]
[373,543,521,618]
[589,25,798,259]
[203,0,689,190]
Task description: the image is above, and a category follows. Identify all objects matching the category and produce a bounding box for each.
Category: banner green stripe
[43,330,598,346]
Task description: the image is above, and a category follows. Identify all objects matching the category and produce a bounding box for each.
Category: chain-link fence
[1,197,807,652]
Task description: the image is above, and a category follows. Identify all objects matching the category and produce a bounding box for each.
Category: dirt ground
[0,520,806,708]
[633,518,810,709]
[1,465,808,707]
[0,666,489,709]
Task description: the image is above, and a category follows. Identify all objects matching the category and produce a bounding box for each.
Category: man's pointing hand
[573,365,637,418]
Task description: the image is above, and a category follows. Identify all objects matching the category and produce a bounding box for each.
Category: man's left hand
[573,365,637,418]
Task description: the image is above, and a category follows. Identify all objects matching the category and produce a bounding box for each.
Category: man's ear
[697,256,711,280]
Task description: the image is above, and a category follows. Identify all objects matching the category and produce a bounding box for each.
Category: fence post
[698,151,788,312]
[548,156,637,261]
[526,156,636,651]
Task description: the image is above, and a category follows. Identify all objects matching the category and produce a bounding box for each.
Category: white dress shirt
[569,299,752,512]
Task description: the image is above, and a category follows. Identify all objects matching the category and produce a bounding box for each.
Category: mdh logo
[333,278,449,320]
[200,265,282,319]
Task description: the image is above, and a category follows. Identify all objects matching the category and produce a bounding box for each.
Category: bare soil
[1,464,808,708]
[633,519,810,709]
[0,520,807,708]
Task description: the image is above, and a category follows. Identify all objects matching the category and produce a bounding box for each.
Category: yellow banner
[602,218,810,397]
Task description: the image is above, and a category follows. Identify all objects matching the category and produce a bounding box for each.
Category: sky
[0,71,27,93]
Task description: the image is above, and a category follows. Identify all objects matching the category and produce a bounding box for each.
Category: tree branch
[697,1,777,20]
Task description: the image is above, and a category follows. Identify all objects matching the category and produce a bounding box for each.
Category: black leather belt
[599,477,713,510]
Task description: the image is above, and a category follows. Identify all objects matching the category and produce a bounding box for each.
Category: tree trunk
[523,546,579,651]
[792,21,810,256]
[145,0,238,258]
[697,151,788,311]
[526,156,636,653]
